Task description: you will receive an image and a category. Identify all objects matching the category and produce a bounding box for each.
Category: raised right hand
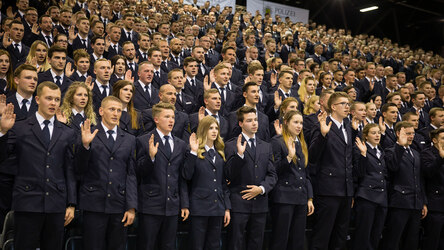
[317,111,332,137]
[236,134,247,156]
[189,133,199,152]
[0,103,15,134]
[81,119,98,147]
[149,134,159,159]
[355,137,367,156]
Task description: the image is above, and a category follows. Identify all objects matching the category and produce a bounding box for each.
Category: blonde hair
[60,82,97,125]
[303,95,320,115]
[298,76,315,105]
[196,116,225,161]
[26,40,51,72]
[282,111,308,166]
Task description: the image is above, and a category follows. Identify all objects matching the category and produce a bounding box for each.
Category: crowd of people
[0,0,444,249]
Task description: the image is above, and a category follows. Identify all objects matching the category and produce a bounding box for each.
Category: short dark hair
[47,45,67,58]
[242,82,258,93]
[237,106,256,122]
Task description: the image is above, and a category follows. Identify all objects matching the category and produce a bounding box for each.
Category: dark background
[237,0,444,56]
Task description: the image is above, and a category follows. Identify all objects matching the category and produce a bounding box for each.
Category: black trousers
[351,198,387,250]
[190,215,223,250]
[83,211,128,250]
[227,212,267,250]
[310,196,352,250]
[381,207,421,250]
[14,211,65,250]
[270,203,307,250]
[422,211,444,250]
[0,173,13,229]
[137,214,178,250]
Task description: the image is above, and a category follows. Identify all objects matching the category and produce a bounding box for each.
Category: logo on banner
[264,6,272,15]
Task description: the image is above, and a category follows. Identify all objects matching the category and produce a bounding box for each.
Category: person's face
[357,70,366,79]
[94,60,112,82]
[223,49,236,64]
[366,126,381,146]
[0,55,9,75]
[109,27,121,42]
[296,61,305,72]
[34,44,48,64]
[287,113,303,137]
[250,70,264,84]
[299,72,310,83]
[170,39,182,54]
[396,127,415,145]
[158,41,170,58]
[421,84,433,98]
[376,66,384,77]
[171,22,180,33]
[138,35,151,50]
[36,86,61,119]
[159,85,176,104]
[15,69,37,95]
[99,100,122,127]
[347,88,357,101]
[206,122,219,142]
[215,68,229,86]
[76,57,90,73]
[280,73,293,89]
[322,74,332,87]
[243,85,259,105]
[40,16,53,32]
[168,71,185,90]
[25,10,38,24]
[267,42,276,53]
[331,97,350,119]
[159,24,170,36]
[366,104,377,118]
[406,115,419,130]
[184,61,198,77]
[48,52,67,72]
[383,106,398,124]
[54,34,68,49]
[72,87,88,110]
[101,5,110,16]
[334,71,343,82]
[239,112,258,135]
[123,44,136,60]
[352,103,366,121]
[17,0,28,11]
[204,92,221,112]
[92,38,105,55]
[77,20,90,34]
[148,19,157,29]
[10,23,24,42]
[400,88,410,102]
[249,48,258,59]
[138,63,154,83]
[88,0,98,9]
[49,8,60,22]
[154,109,175,133]
[119,84,133,104]
[313,100,320,112]
[149,51,162,66]
[350,59,358,69]
[113,1,122,12]
[432,111,444,127]
[124,16,134,29]
[389,95,402,108]
[432,133,444,148]
[386,77,397,89]
[413,94,425,108]
[114,58,126,75]
[92,23,104,36]
[397,74,406,84]
[305,80,315,94]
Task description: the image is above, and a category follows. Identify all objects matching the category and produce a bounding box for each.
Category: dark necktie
[55,76,62,87]
[42,120,51,148]
[107,130,115,150]
[113,45,117,53]
[143,52,147,61]
[339,125,347,143]
[73,113,84,126]
[45,36,52,46]
[129,62,134,71]
[420,110,424,119]
[144,85,151,101]
[211,114,218,119]
[208,148,215,160]
[176,93,182,105]
[21,99,28,116]
[127,32,131,40]
[406,147,414,162]
[249,138,256,159]
[190,79,195,87]
[81,39,87,47]
[164,135,172,159]
[155,71,160,79]
[101,85,108,98]
[14,44,20,54]
[220,87,225,103]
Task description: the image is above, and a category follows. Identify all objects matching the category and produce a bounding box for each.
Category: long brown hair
[112,80,140,129]
[196,116,225,161]
[0,50,14,90]
[60,82,97,125]
[282,110,308,166]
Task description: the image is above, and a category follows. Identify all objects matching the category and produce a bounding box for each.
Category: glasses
[334,102,351,107]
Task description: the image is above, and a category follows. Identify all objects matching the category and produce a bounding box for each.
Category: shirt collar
[36,111,55,125]
[242,132,256,142]
[329,115,343,129]
[76,70,87,78]
[156,128,172,139]
[16,92,32,104]
[101,122,117,134]
[50,69,64,79]
[205,108,218,117]
[72,108,85,117]
[204,144,215,152]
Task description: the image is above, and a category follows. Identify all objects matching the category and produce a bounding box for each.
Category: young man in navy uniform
[0,81,76,250]
[76,96,137,250]
[224,106,277,250]
[136,102,189,250]
[309,92,355,250]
